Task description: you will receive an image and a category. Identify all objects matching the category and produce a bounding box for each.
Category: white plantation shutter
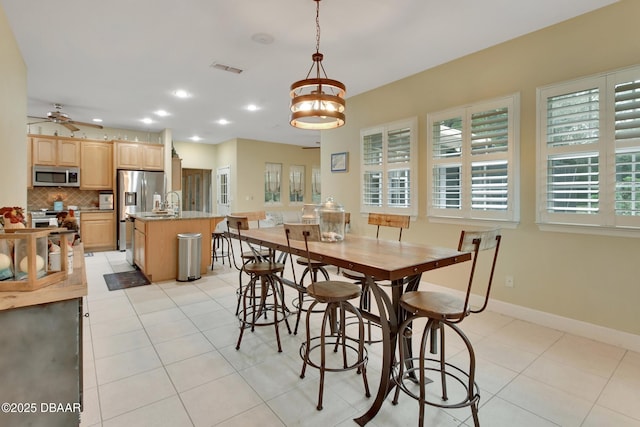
[537,64,640,233]
[360,118,417,215]
[427,94,519,222]
[362,131,383,208]
[615,79,640,218]
[543,87,602,216]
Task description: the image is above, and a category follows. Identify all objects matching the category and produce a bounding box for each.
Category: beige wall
[321,0,640,336]
[0,5,27,208]
[173,138,319,214]
[234,138,320,212]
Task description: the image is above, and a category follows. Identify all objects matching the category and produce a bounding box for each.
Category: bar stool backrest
[368,213,410,241]
[230,211,266,228]
[283,223,322,286]
[457,228,502,319]
[226,215,256,265]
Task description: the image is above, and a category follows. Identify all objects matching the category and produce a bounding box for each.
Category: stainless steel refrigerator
[117,170,165,262]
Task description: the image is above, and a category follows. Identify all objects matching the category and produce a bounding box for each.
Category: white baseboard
[423,282,640,353]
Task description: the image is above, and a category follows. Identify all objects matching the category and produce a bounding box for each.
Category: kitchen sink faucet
[164,191,181,215]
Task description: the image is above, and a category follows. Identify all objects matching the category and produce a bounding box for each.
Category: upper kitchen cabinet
[141,144,164,170]
[115,141,164,171]
[81,140,113,190]
[31,136,80,167]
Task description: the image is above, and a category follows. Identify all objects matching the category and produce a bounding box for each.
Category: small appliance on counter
[99,192,114,210]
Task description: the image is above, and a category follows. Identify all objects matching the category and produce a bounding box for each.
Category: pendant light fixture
[290,0,346,130]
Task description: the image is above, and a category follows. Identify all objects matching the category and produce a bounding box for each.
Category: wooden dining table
[229,226,471,425]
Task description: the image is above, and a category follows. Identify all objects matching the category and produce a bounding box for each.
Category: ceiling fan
[29,103,103,132]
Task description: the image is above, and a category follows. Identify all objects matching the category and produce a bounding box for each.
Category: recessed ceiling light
[217,119,230,125]
[190,136,202,142]
[141,118,153,124]
[154,110,170,117]
[92,118,103,123]
[173,89,191,98]
[247,104,259,112]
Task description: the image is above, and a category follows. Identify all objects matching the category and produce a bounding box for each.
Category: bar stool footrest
[300,335,368,373]
[392,358,480,410]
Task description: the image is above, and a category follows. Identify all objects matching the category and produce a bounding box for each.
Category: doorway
[217,166,230,216]
[182,168,212,212]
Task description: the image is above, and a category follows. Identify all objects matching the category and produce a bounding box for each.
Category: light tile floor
[79,250,640,427]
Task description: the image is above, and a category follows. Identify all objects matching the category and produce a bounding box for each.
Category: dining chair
[392,228,502,427]
[342,212,410,343]
[227,215,291,352]
[284,223,370,411]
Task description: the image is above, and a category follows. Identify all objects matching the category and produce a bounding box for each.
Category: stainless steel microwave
[33,165,80,187]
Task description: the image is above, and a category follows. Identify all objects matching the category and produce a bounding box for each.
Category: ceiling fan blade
[29,116,50,121]
[69,120,104,129]
[62,122,80,132]
[27,120,50,125]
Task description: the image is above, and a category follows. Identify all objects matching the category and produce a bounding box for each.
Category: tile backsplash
[28,188,101,211]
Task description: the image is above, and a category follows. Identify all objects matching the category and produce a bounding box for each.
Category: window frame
[426,93,520,227]
[536,65,640,237]
[359,117,418,216]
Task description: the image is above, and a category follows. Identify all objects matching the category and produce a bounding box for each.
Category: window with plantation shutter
[537,64,640,235]
[427,94,520,224]
[360,118,417,215]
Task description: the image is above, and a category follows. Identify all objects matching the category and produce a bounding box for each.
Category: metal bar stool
[228,215,291,353]
[227,211,273,316]
[342,213,410,344]
[284,223,370,411]
[392,229,502,427]
[211,221,232,267]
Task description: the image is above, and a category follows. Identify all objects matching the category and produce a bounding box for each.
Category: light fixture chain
[315,0,321,54]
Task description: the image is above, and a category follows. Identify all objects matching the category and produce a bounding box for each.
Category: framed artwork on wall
[331,152,348,172]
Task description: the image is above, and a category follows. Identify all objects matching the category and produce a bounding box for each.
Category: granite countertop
[130,211,223,221]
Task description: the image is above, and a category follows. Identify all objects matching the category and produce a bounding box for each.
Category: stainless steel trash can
[177,233,202,281]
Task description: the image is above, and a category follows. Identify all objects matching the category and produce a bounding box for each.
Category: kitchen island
[129,211,225,282]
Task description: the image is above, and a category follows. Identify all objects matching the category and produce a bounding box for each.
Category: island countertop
[129,211,224,221]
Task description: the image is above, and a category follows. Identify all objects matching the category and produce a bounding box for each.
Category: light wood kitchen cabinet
[134,219,146,271]
[115,141,164,171]
[142,144,164,170]
[31,136,80,167]
[80,211,115,251]
[171,157,182,191]
[80,141,113,190]
[134,229,145,270]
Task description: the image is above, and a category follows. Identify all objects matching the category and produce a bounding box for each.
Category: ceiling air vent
[210,62,243,74]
